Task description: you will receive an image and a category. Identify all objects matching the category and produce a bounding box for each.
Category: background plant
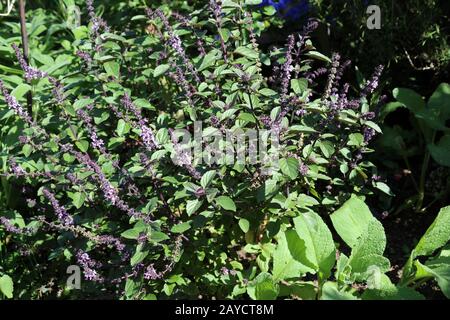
[0,0,449,300]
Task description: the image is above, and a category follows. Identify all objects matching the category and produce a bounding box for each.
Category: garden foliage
[0,0,449,300]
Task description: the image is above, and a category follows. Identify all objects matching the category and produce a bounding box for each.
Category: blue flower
[259,0,310,20]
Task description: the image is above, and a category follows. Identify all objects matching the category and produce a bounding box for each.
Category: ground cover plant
[0,0,449,300]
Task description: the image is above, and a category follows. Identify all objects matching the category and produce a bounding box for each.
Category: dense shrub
[0,0,449,300]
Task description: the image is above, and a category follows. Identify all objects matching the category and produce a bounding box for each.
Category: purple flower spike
[42,188,74,226]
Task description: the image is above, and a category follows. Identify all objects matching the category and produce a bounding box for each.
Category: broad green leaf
[415,260,450,298]
[362,274,425,300]
[428,135,450,167]
[428,83,450,120]
[186,199,203,216]
[198,51,219,71]
[280,157,299,180]
[393,88,425,114]
[11,83,31,100]
[234,46,259,60]
[116,119,130,136]
[216,196,236,212]
[104,61,120,78]
[415,206,450,256]
[247,272,279,300]
[348,219,388,279]
[293,211,335,278]
[238,218,250,233]
[75,140,89,152]
[121,228,141,240]
[290,78,308,95]
[320,282,358,300]
[130,249,148,266]
[331,195,374,248]
[69,191,85,209]
[200,170,216,189]
[259,88,277,97]
[273,231,313,281]
[153,64,170,77]
[279,282,316,299]
[305,51,331,63]
[257,179,278,202]
[171,222,191,234]
[0,275,13,299]
[374,182,394,196]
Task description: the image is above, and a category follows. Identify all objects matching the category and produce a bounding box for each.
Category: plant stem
[416,131,436,212]
[19,0,33,115]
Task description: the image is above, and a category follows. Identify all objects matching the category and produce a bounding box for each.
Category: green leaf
[293,211,336,278]
[415,261,450,298]
[22,144,32,157]
[171,222,191,234]
[305,51,331,63]
[330,195,374,248]
[348,219,389,280]
[153,64,170,77]
[216,196,236,212]
[121,228,141,240]
[347,133,364,147]
[428,83,450,120]
[104,61,120,78]
[259,88,278,97]
[200,170,216,189]
[290,78,308,95]
[0,275,13,299]
[198,51,219,71]
[280,157,299,180]
[374,182,394,196]
[11,83,31,100]
[69,192,85,209]
[362,274,425,300]
[238,218,250,233]
[320,282,358,300]
[234,46,259,60]
[393,88,425,114]
[186,199,203,216]
[131,249,148,266]
[273,231,313,281]
[247,272,279,300]
[74,98,94,110]
[415,206,450,256]
[117,119,129,136]
[428,135,450,167]
[245,0,263,5]
[75,140,89,152]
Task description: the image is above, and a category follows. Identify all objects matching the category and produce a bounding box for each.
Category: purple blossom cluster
[42,188,74,226]
[76,107,106,153]
[169,129,201,179]
[12,44,47,81]
[280,35,295,106]
[0,80,33,124]
[121,93,158,151]
[11,44,65,104]
[86,0,110,38]
[0,217,33,235]
[149,9,199,82]
[362,65,384,98]
[76,50,93,66]
[209,0,228,63]
[76,250,104,282]
[143,264,162,280]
